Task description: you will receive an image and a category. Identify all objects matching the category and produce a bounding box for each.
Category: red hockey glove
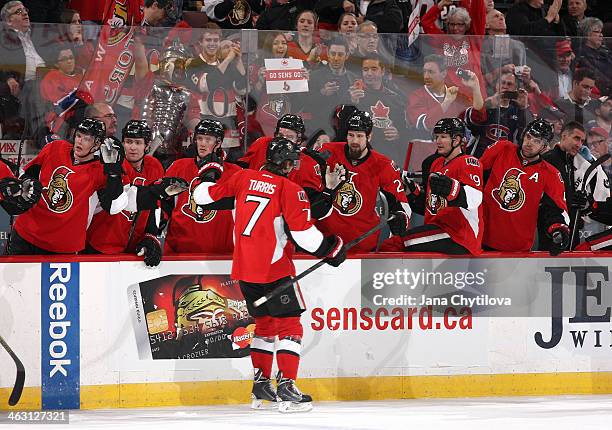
[198,162,224,183]
[429,173,460,201]
[324,235,347,267]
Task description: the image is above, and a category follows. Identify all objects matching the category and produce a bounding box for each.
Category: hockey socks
[250,316,277,378]
[276,316,303,380]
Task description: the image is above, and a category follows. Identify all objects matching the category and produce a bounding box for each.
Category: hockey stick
[569,153,611,250]
[375,192,390,251]
[0,334,25,406]
[254,213,396,308]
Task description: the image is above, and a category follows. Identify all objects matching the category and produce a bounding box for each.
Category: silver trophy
[142,39,192,156]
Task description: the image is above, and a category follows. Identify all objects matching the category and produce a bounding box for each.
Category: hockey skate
[251,369,279,410]
[276,371,313,413]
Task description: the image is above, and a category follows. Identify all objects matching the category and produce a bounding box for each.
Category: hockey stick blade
[254,215,396,307]
[569,153,611,250]
[0,334,25,406]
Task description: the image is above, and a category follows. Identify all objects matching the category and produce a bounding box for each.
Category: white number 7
[242,195,270,236]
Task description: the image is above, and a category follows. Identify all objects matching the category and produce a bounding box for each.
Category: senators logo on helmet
[42,166,75,213]
[492,168,526,212]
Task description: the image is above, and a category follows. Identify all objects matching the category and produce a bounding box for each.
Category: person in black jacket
[575,17,611,97]
[255,0,315,31]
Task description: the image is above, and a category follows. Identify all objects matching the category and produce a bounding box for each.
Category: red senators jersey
[193,169,323,283]
[426,154,484,255]
[164,158,241,254]
[14,140,110,253]
[316,142,409,253]
[238,136,323,190]
[86,156,164,254]
[480,139,568,251]
[0,159,14,179]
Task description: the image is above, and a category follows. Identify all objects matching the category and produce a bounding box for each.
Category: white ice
[7,395,612,430]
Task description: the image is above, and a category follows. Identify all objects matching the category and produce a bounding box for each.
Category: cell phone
[502,91,518,100]
[353,79,365,90]
[456,68,471,80]
[127,274,255,360]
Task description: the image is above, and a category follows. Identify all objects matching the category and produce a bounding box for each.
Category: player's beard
[348,145,366,160]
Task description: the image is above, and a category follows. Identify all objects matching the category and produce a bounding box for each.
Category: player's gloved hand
[571,191,594,213]
[17,176,42,208]
[0,177,22,202]
[324,163,346,191]
[388,211,409,236]
[100,136,124,177]
[135,233,162,267]
[547,223,570,256]
[150,177,189,200]
[401,171,421,196]
[429,173,460,201]
[198,161,224,183]
[0,176,42,213]
[324,235,347,267]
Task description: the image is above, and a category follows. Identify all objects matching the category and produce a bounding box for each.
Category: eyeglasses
[96,113,117,120]
[57,55,75,62]
[9,7,28,17]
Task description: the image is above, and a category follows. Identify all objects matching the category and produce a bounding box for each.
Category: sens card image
[127,274,255,360]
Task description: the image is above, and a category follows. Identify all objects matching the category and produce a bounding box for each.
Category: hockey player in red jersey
[86,120,170,265]
[163,119,242,254]
[314,111,411,252]
[480,119,570,254]
[0,160,41,217]
[192,137,347,413]
[8,118,127,255]
[404,118,483,254]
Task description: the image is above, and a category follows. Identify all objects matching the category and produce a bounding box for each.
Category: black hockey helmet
[266,137,301,167]
[347,110,373,135]
[76,118,106,142]
[122,120,152,143]
[433,117,466,140]
[194,119,225,142]
[521,118,554,145]
[275,114,305,139]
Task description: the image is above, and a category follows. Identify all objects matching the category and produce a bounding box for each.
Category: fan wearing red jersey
[158,119,241,255]
[480,119,570,254]
[192,137,347,413]
[86,121,172,265]
[0,159,42,216]
[313,111,411,253]
[403,117,483,255]
[8,118,127,255]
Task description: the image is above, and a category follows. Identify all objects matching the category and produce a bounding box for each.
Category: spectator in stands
[353,0,403,33]
[506,0,565,37]
[407,54,484,141]
[576,17,611,97]
[315,0,356,32]
[66,0,104,24]
[143,0,170,27]
[481,8,527,96]
[540,106,565,149]
[58,9,94,72]
[256,0,315,31]
[286,10,327,67]
[348,54,407,163]
[485,0,494,12]
[554,68,597,125]
[561,0,588,37]
[420,0,487,102]
[467,71,532,156]
[310,37,354,135]
[39,44,82,105]
[337,12,358,54]
[202,0,263,29]
[585,96,612,138]
[192,23,221,66]
[85,102,118,137]
[539,39,575,101]
[586,126,612,175]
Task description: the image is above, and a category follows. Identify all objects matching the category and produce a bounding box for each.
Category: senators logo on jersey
[427,191,447,215]
[332,171,363,216]
[181,177,217,223]
[492,168,526,212]
[121,177,146,221]
[42,166,75,213]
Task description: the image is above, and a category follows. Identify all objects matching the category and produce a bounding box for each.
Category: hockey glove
[429,173,460,201]
[198,162,224,183]
[547,223,570,256]
[401,171,421,196]
[0,177,22,202]
[135,233,162,267]
[388,211,409,236]
[323,235,347,267]
[150,177,189,200]
[0,176,42,213]
[100,136,125,177]
[571,191,594,213]
[17,176,42,208]
[324,163,347,191]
